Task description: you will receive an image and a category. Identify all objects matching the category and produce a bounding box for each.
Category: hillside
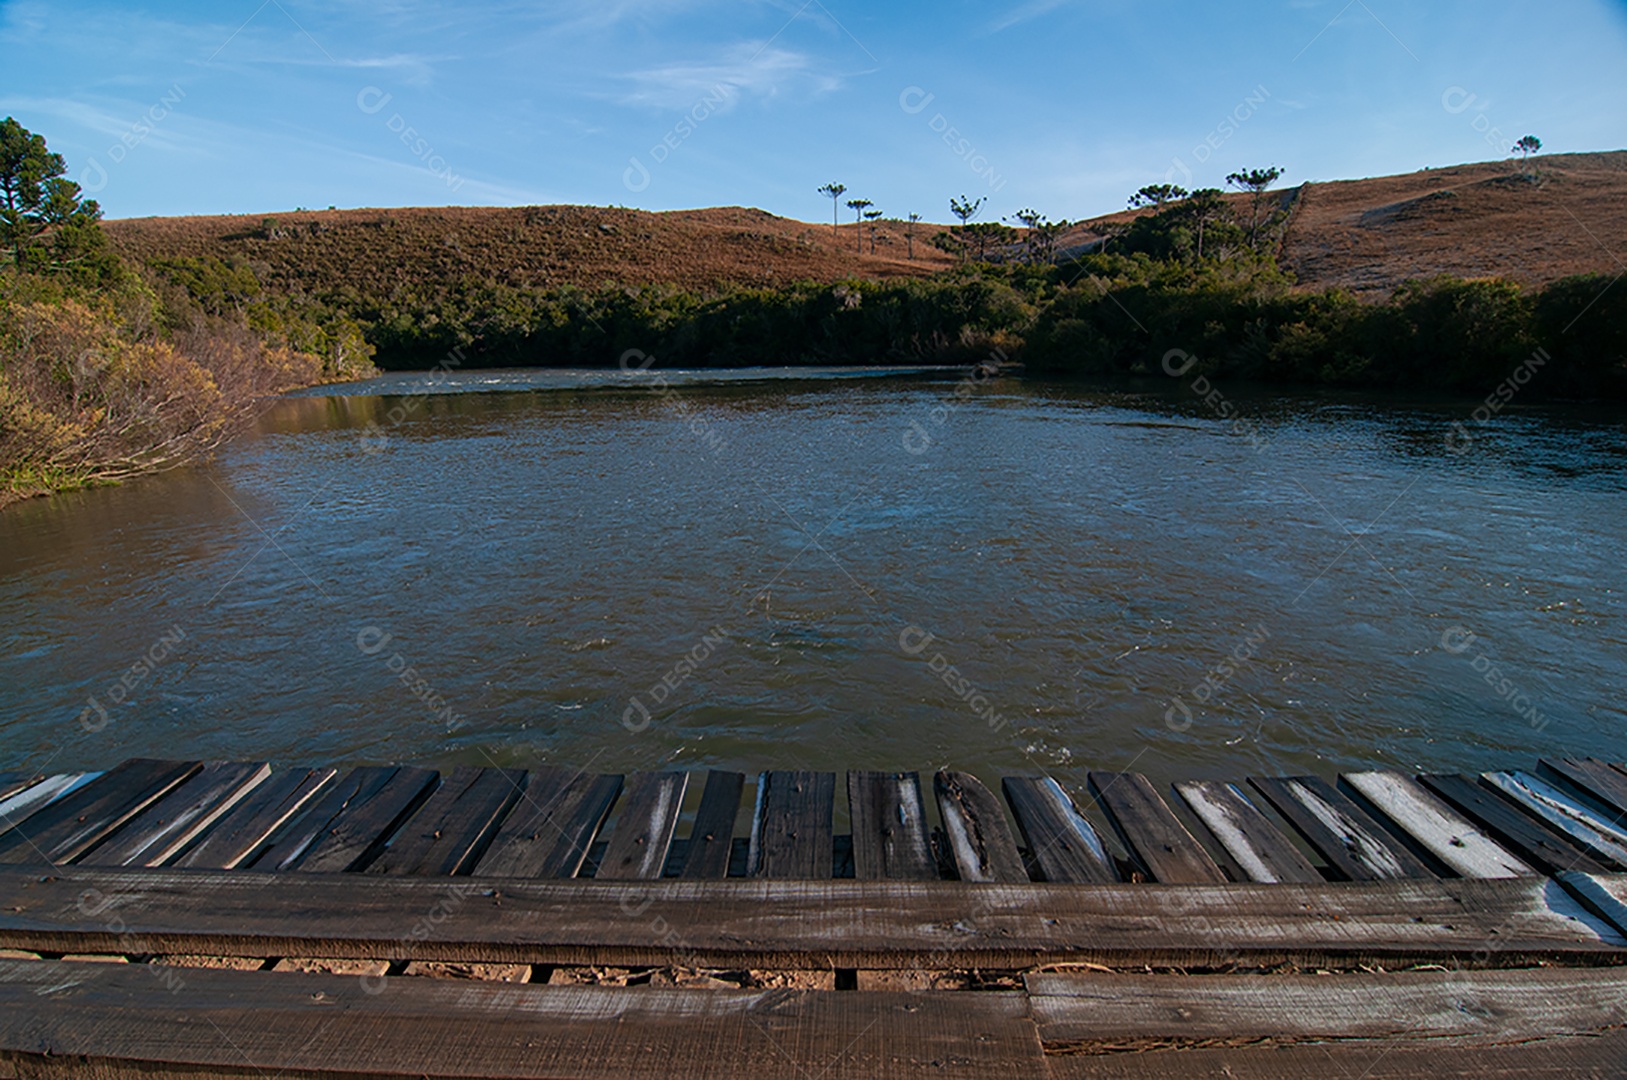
[103,151,1627,301]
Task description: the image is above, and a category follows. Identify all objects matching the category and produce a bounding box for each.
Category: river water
[1,368,1622,798]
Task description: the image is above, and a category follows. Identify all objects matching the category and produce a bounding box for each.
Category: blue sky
[4,0,1625,223]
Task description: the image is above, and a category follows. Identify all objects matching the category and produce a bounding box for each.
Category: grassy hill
[103,151,1627,299]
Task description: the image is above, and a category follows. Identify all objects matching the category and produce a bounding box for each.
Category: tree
[905,212,921,260]
[1225,166,1282,251]
[1008,208,1069,263]
[863,209,883,254]
[816,182,846,238]
[948,195,985,263]
[844,198,872,253]
[1128,184,1187,209]
[0,117,104,273]
[1512,135,1541,179]
[1179,188,1231,261]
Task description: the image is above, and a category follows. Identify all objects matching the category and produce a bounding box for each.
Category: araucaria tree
[863,209,883,254]
[1225,166,1283,252]
[1128,184,1187,209]
[948,195,984,262]
[1512,135,1542,179]
[0,116,104,273]
[816,182,846,238]
[905,212,921,259]
[845,198,872,253]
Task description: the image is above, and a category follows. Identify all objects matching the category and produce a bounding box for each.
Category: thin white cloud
[988,0,1072,33]
[617,43,843,110]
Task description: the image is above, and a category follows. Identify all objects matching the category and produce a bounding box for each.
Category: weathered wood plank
[1556,871,1627,941]
[748,771,835,879]
[367,767,526,877]
[0,960,1043,1079]
[1173,779,1324,884]
[1028,967,1627,1045]
[475,769,624,879]
[0,773,97,839]
[76,762,271,868]
[1419,773,1612,875]
[1340,770,1534,879]
[253,767,409,872]
[933,770,1028,883]
[1088,771,1225,883]
[595,771,687,880]
[1481,771,1627,869]
[0,773,40,802]
[170,767,337,870]
[1537,757,1627,825]
[294,765,440,873]
[1249,774,1434,881]
[1002,777,1117,884]
[0,867,1617,968]
[680,770,744,879]
[847,771,937,880]
[0,759,198,865]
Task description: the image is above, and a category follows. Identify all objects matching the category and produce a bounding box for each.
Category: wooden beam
[1340,770,1533,878]
[596,771,687,880]
[1419,773,1611,875]
[1481,771,1627,869]
[0,867,1615,969]
[1249,775,1434,880]
[1537,757,1627,825]
[170,767,336,870]
[0,960,1043,1078]
[933,770,1028,883]
[679,770,744,879]
[366,766,525,876]
[1001,777,1117,884]
[847,771,937,880]
[76,762,271,868]
[0,774,97,839]
[748,771,835,879]
[1088,771,1225,883]
[474,769,623,878]
[0,760,199,865]
[1173,779,1321,884]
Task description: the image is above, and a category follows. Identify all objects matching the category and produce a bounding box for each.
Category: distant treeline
[141,249,1627,400]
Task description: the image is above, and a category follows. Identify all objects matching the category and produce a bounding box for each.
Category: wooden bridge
[1,756,1626,1077]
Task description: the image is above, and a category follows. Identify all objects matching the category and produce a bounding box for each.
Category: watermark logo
[1438,626,1548,732]
[899,86,1006,192]
[357,86,464,192]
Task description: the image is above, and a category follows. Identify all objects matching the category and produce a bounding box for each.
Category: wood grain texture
[596,771,687,880]
[1481,771,1627,869]
[3,867,1613,968]
[1340,770,1534,879]
[366,766,525,877]
[1537,757,1627,824]
[1419,773,1611,875]
[680,770,744,879]
[1556,871,1627,941]
[933,770,1028,883]
[0,773,97,839]
[1088,771,1225,883]
[170,767,337,869]
[0,760,199,865]
[475,769,624,879]
[1174,780,1323,884]
[294,766,440,873]
[1249,775,1434,881]
[847,771,937,880]
[1002,777,1117,884]
[748,771,835,879]
[1028,967,1627,1044]
[76,762,271,868]
[0,959,1042,1078]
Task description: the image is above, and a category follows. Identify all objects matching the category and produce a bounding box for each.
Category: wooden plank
[847,771,937,880]
[475,769,624,878]
[76,762,271,868]
[0,867,1617,969]
[1249,774,1434,881]
[1481,771,1627,869]
[1028,967,1627,1046]
[0,773,97,838]
[1557,871,1627,941]
[933,770,1028,883]
[1537,757,1627,824]
[367,767,526,876]
[0,773,39,802]
[1001,777,1117,884]
[748,770,835,879]
[595,771,687,880]
[293,766,441,873]
[1340,770,1534,879]
[0,960,1042,1079]
[0,759,198,865]
[680,770,744,879]
[1087,771,1225,883]
[252,767,414,872]
[1419,773,1612,875]
[1174,780,1321,884]
[170,767,337,869]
